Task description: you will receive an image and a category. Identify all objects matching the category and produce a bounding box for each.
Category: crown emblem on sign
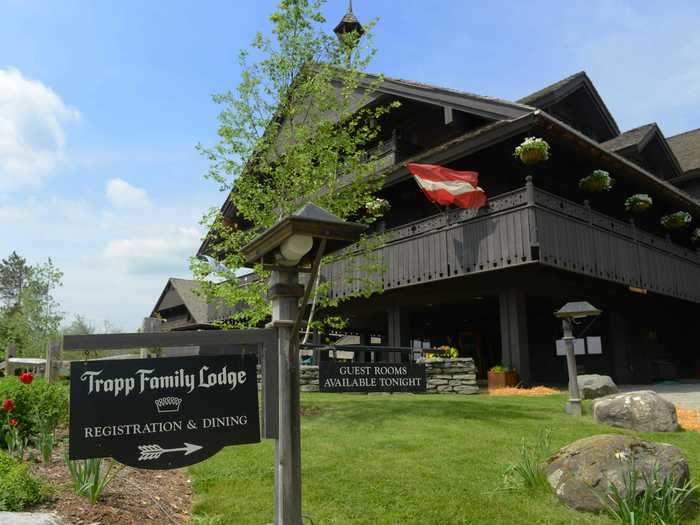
[154,396,182,414]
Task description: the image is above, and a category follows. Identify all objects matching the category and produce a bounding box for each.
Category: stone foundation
[257,358,479,394]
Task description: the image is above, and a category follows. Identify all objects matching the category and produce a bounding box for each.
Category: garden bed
[29,432,193,524]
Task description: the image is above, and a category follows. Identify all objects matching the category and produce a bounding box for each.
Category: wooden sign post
[241,203,367,525]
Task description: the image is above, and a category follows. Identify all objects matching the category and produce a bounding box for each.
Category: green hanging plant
[579,170,614,192]
[624,194,653,213]
[514,137,550,166]
[692,228,700,244]
[660,211,692,230]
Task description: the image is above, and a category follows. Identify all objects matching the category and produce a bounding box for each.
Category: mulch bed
[488,386,561,397]
[28,432,193,525]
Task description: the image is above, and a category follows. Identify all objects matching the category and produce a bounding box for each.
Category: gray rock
[577,374,618,399]
[544,434,689,512]
[593,390,679,432]
[0,513,64,525]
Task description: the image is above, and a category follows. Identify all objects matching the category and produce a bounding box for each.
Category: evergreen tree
[0,251,31,308]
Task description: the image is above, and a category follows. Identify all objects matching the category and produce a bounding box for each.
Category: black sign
[69,354,260,469]
[319,362,426,393]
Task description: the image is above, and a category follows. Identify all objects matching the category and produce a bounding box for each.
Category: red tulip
[9,418,18,427]
[2,399,14,412]
[19,371,33,385]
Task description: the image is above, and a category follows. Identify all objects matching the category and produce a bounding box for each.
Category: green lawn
[189,393,700,524]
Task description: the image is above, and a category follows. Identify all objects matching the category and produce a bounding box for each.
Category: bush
[0,450,46,511]
[0,376,68,446]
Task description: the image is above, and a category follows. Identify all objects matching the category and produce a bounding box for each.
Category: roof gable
[151,278,209,325]
[518,71,620,142]
[602,123,684,180]
[668,127,700,177]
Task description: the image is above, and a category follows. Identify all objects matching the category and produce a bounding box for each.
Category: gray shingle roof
[517,71,587,106]
[167,278,208,325]
[668,128,700,174]
[601,123,656,152]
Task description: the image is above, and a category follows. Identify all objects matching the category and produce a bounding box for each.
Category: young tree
[0,252,31,308]
[62,315,95,336]
[193,0,396,330]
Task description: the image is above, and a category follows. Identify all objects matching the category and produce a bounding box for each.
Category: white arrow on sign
[137,442,203,461]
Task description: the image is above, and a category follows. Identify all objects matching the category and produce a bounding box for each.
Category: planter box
[487,370,519,389]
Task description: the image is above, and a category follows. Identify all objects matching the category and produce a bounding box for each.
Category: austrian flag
[407,163,486,209]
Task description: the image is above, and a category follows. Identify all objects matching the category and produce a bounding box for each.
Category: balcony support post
[499,289,531,384]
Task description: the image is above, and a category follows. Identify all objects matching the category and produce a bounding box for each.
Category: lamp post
[554,301,602,416]
[242,203,366,525]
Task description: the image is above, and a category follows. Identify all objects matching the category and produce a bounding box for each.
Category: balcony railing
[323,181,700,304]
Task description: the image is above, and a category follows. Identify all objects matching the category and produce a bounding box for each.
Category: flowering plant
[364,197,391,217]
[424,345,458,359]
[579,169,614,192]
[19,372,33,385]
[692,228,700,244]
[661,211,692,230]
[2,398,27,460]
[514,137,550,165]
[625,194,653,213]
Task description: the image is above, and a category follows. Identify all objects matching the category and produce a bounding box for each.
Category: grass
[189,393,700,524]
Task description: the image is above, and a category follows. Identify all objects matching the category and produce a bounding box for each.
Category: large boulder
[593,390,679,432]
[577,374,617,399]
[544,434,689,512]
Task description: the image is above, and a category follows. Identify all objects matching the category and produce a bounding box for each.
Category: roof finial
[334,0,364,44]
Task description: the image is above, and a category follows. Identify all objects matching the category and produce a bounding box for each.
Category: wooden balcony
[323,182,700,304]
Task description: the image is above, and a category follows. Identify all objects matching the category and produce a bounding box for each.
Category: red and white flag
[407,163,486,209]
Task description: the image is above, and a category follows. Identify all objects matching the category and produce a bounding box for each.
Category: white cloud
[103,226,201,274]
[106,178,151,208]
[0,67,80,190]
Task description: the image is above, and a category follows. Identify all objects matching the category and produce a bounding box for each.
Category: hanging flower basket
[661,211,692,230]
[692,228,700,244]
[625,194,653,213]
[579,170,614,192]
[514,137,550,166]
[364,197,391,217]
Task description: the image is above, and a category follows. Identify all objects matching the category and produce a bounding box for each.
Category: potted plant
[625,194,653,213]
[579,169,614,192]
[661,211,692,230]
[514,137,550,166]
[487,365,518,389]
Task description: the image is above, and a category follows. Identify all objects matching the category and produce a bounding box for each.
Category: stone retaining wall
[257,358,478,394]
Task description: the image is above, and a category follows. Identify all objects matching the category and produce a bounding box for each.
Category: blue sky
[1,0,699,331]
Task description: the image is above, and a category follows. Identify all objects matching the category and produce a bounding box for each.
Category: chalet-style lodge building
[152,14,700,385]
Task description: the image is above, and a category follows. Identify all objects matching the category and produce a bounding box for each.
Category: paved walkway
[621,382,700,411]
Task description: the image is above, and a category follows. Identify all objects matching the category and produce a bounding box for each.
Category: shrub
[0,450,46,511]
[503,428,552,493]
[601,463,697,525]
[0,376,68,447]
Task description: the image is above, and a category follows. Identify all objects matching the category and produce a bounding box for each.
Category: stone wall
[259,358,479,394]
[424,358,478,394]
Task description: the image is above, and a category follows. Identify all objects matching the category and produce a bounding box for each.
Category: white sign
[555,338,585,356]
